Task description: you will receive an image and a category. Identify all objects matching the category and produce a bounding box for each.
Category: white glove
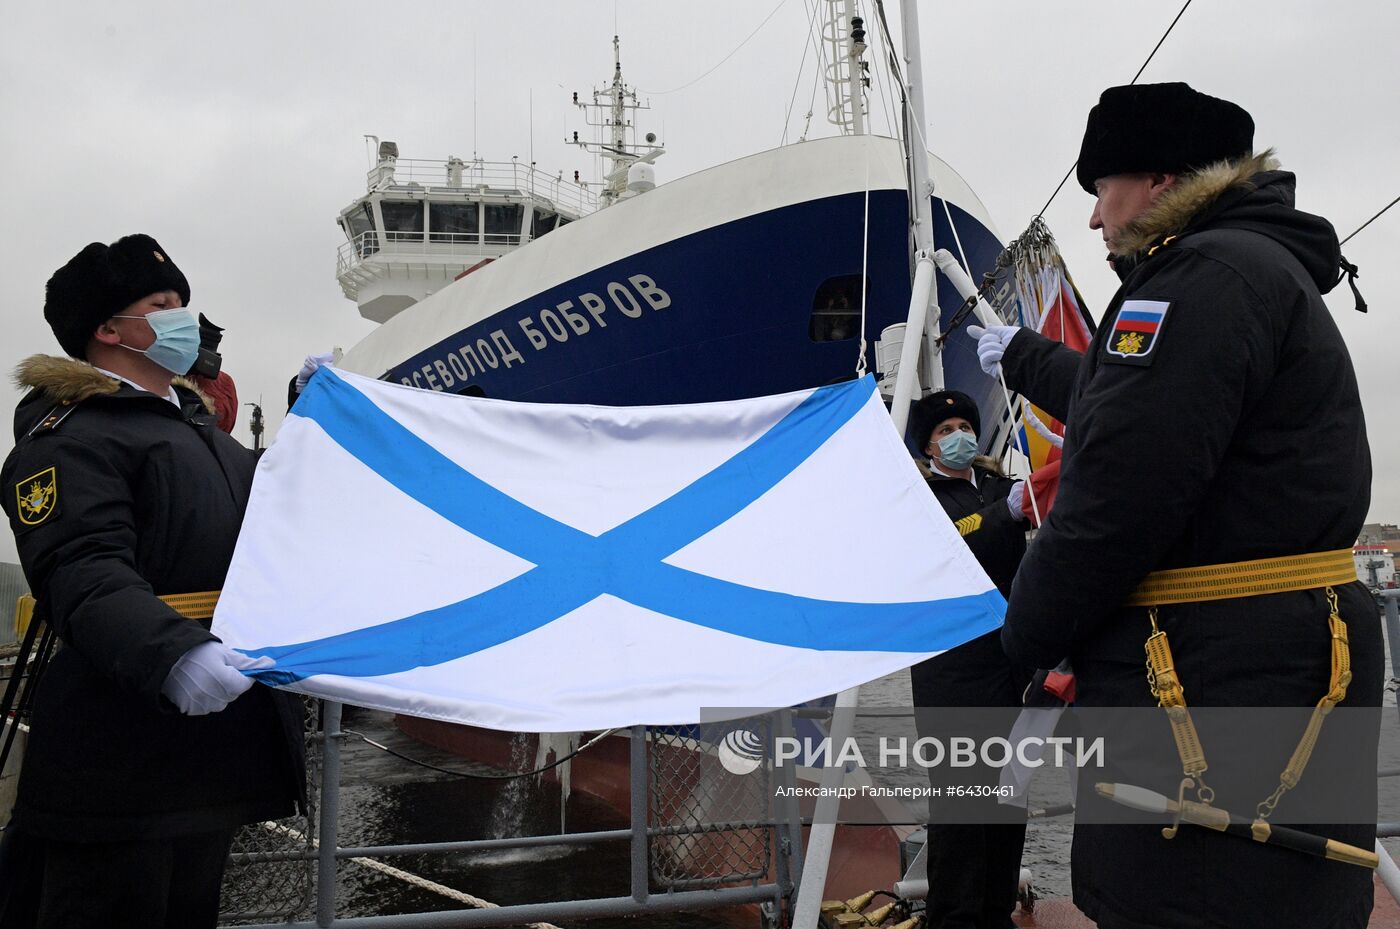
[295,351,336,392]
[1007,480,1026,520]
[161,641,272,716]
[965,325,1020,376]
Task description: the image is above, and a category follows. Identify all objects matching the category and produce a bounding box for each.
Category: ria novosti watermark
[766,733,1103,770]
[702,705,1392,826]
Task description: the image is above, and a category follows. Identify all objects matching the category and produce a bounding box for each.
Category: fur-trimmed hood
[1112,150,1280,256]
[13,354,216,412]
[1111,150,1343,293]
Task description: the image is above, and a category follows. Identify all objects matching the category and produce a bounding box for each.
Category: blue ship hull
[379,190,1005,421]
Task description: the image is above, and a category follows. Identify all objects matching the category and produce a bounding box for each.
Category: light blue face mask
[113,308,201,374]
[935,430,979,470]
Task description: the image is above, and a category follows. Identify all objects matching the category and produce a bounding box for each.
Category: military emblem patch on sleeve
[15,467,58,526]
[1104,300,1171,366]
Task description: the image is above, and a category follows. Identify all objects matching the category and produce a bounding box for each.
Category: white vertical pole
[789,687,861,929]
[888,254,936,435]
[887,0,944,431]
[899,0,936,259]
[1376,839,1400,909]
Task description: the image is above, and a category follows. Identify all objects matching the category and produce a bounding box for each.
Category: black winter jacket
[925,464,1026,599]
[999,156,1379,929]
[1,356,304,841]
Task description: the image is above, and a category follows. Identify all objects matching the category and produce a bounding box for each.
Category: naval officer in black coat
[908,390,1032,929]
[0,235,304,928]
[970,83,1380,929]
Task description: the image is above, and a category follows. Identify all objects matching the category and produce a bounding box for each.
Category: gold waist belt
[1126,549,1357,607]
[15,590,221,637]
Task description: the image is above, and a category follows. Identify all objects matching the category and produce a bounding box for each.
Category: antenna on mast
[567,36,667,207]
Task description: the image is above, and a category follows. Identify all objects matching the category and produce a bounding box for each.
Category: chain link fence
[648,718,773,890]
[218,697,322,924]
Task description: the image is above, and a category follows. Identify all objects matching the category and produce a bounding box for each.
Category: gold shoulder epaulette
[26,403,78,437]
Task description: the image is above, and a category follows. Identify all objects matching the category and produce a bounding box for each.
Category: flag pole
[789,687,862,929]
[795,2,939,925]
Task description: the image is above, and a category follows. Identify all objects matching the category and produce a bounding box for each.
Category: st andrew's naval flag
[213,368,1006,732]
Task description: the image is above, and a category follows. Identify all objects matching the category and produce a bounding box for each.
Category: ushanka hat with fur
[44,234,191,358]
[1076,83,1254,194]
[909,390,981,454]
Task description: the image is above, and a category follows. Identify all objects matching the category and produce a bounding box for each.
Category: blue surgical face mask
[934,430,979,470]
[113,308,201,374]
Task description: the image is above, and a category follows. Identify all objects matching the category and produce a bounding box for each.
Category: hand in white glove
[161,641,273,716]
[295,351,336,393]
[965,325,1020,376]
[1007,480,1026,520]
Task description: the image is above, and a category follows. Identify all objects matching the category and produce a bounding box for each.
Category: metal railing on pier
[219,706,802,928]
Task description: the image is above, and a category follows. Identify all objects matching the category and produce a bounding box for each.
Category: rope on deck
[262,821,563,929]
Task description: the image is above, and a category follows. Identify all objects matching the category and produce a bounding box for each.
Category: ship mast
[888,0,943,431]
[568,36,665,208]
[823,0,869,135]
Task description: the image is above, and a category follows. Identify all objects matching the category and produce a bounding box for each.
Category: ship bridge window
[809,275,865,342]
[531,208,558,239]
[430,202,479,244]
[381,200,425,241]
[485,203,523,245]
[346,203,377,257]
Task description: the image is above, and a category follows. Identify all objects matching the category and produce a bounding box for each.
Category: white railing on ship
[369,158,597,215]
[336,231,523,274]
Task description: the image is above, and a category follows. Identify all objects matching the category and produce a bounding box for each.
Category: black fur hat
[909,390,981,454]
[1076,83,1254,194]
[43,234,191,358]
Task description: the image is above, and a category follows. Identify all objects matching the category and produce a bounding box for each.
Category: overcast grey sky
[1,0,1396,566]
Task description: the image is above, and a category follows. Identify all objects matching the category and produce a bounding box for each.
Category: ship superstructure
[335,143,596,323]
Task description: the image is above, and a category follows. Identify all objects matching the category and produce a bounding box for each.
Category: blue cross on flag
[213,368,1006,731]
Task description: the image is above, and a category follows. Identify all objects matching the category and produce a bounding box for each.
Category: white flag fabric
[214,368,1005,732]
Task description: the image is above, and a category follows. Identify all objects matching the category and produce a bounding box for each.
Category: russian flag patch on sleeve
[1104,300,1171,365]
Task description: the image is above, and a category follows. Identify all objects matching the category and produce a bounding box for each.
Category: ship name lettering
[630,274,671,311]
[518,317,548,350]
[432,359,457,388]
[578,292,608,327]
[475,338,499,369]
[399,273,670,389]
[538,308,571,342]
[491,331,524,367]
[458,344,482,376]
[607,281,643,318]
[558,300,592,336]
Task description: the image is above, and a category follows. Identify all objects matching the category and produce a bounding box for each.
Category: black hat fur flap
[43,234,191,358]
[1077,83,1254,194]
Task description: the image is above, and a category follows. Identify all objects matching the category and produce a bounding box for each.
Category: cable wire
[641,0,790,96]
[1340,194,1400,246]
[782,0,825,145]
[342,727,619,780]
[1032,0,1195,222]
